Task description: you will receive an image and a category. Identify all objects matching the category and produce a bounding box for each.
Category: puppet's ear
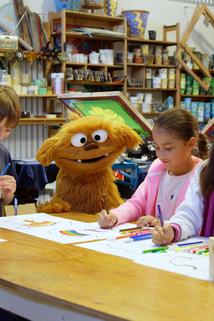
[36,137,59,166]
[67,111,81,121]
[115,124,142,148]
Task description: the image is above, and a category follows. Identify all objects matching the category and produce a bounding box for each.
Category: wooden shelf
[50,10,126,94]
[67,80,124,86]
[127,37,177,46]
[51,10,124,24]
[181,95,214,98]
[127,88,177,92]
[19,94,57,98]
[55,62,124,69]
[52,31,125,41]
[19,117,65,125]
[127,63,176,68]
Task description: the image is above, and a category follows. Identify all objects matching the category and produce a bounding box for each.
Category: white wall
[1,0,214,52]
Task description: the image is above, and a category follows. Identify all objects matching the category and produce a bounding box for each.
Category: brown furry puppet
[36,113,141,214]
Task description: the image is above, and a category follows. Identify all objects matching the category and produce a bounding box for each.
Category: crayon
[142,246,169,253]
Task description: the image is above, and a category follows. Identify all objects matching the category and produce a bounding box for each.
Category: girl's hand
[152,224,175,245]
[137,215,160,228]
[0,175,16,204]
[98,210,118,228]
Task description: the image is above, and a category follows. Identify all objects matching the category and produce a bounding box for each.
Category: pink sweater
[112,156,202,225]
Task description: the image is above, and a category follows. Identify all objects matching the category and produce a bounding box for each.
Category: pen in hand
[0,163,11,176]
[157,204,164,227]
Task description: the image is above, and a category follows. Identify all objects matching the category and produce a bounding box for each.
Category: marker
[14,197,18,216]
[114,231,142,240]
[157,204,164,227]
[130,233,152,239]
[126,235,152,242]
[177,241,204,247]
[119,227,142,232]
[0,163,11,176]
[142,246,169,253]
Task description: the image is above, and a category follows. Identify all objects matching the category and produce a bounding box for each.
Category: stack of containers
[142,93,152,113]
[145,68,152,88]
[182,98,214,122]
[155,46,162,65]
[168,68,176,89]
[185,75,192,95]
[180,73,186,95]
[51,73,65,95]
[159,68,168,89]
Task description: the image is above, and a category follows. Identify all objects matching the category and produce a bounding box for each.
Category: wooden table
[0,212,214,321]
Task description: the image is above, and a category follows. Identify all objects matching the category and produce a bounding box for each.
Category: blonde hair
[0,85,21,127]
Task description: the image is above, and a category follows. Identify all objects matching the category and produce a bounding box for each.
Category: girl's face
[152,127,196,175]
[0,118,13,140]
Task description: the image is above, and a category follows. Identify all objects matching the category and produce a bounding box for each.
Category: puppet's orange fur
[36,114,141,214]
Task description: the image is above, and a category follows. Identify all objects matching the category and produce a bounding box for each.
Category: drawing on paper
[59,229,89,236]
[24,219,56,227]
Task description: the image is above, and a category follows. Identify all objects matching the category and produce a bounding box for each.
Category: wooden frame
[177,4,214,90]
[58,91,153,138]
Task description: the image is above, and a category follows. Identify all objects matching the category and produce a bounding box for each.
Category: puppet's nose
[84,142,99,151]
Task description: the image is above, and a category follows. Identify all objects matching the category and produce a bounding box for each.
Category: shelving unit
[180,68,214,125]
[49,10,127,93]
[0,53,67,159]
[125,24,180,117]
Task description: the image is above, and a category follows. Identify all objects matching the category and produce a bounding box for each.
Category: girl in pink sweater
[98,109,207,228]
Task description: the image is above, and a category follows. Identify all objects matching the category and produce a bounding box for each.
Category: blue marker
[0,163,11,176]
[127,234,152,242]
[157,203,164,227]
[177,241,204,247]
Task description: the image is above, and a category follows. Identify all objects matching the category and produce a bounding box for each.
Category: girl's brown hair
[200,144,214,196]
[153,109,208,160]
[0,85,21,127]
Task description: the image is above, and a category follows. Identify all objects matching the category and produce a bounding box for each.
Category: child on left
[0,86,21,207]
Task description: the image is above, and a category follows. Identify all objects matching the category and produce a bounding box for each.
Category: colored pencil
[0,163,11,176]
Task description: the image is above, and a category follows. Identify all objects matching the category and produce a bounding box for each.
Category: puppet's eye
[71,133,87,147]
[92,130,108,143]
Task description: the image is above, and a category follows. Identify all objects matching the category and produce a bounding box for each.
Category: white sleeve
[169,163,205,240]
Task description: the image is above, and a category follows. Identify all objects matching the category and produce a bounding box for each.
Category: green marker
[142,246,169,254]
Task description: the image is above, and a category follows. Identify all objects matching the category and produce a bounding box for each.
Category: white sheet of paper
[0,213,135,244]
[77,236,210,281]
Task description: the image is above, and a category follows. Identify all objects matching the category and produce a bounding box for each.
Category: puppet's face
[37,116,141,175]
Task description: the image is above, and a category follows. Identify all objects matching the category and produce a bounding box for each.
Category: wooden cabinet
[49,10,127,93]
